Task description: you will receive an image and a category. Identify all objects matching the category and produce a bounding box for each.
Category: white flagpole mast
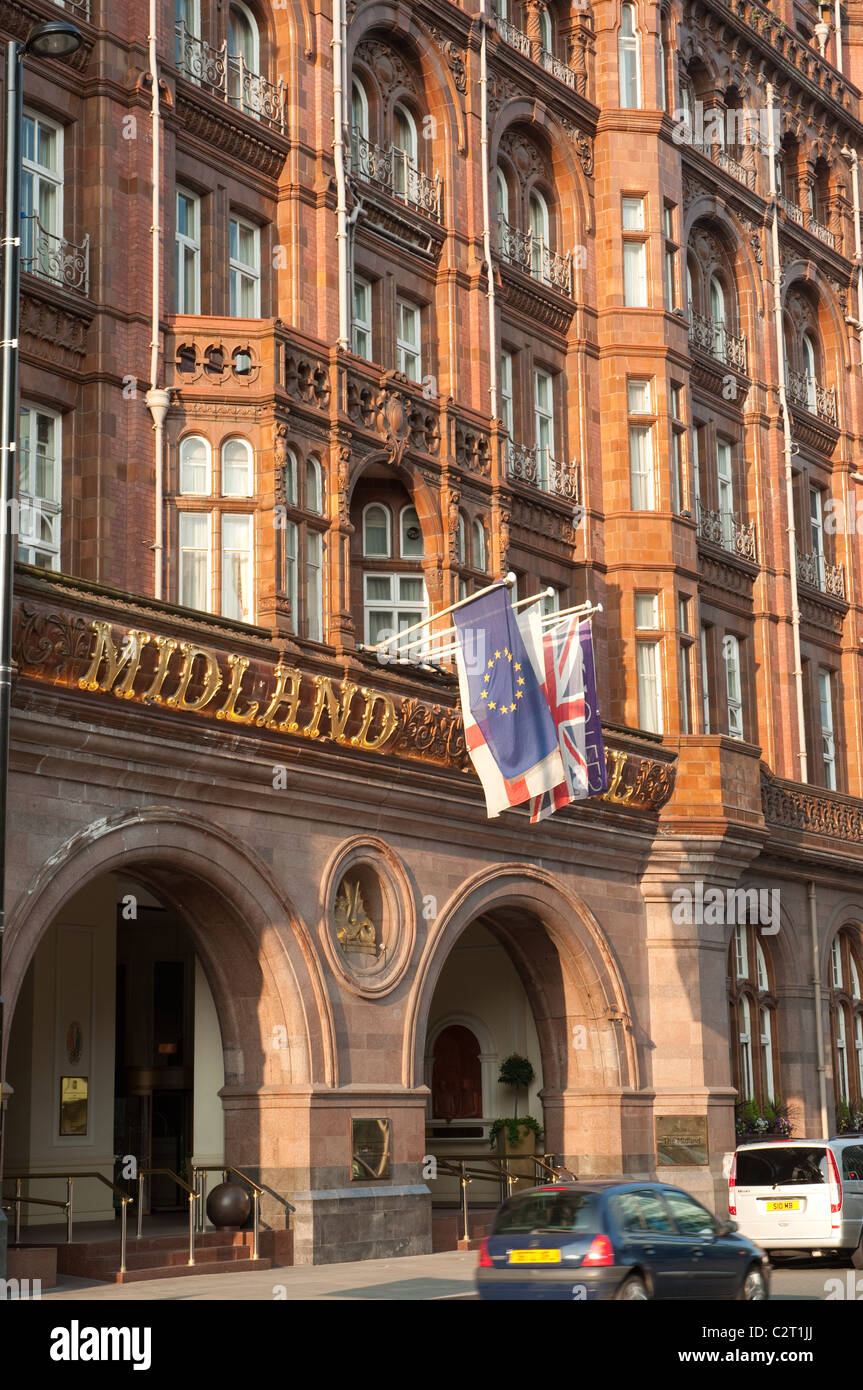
[394,587,555,658]
[410,601,604,666]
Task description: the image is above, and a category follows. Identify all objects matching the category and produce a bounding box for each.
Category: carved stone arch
[272,0,316,76]
[782,270,848,375]
[348,3,468,155]
[491,100,593,245]
[818,898,863,978]
[1,807,337,1089]
[346,449,445,605]
[684,198,766,324]
[404,864,641,1102]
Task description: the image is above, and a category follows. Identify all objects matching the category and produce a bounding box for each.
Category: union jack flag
[530,617,606,822]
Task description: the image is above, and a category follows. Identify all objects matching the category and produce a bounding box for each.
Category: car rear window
[736,1147,828,1186]
[493,1190,599,1234]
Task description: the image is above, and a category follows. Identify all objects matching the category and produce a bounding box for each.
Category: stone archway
[406,864,641,1175]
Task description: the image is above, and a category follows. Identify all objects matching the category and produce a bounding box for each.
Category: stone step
[112,1256,273,1285]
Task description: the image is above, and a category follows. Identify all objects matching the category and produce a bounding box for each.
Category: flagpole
[363,572,516,654]
[426,602,604,663]
[540,600,604,625]
[393,586,555,658]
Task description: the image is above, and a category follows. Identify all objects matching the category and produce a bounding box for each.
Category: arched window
[802,331,818,410]
[431,1024,482,1120]
[538,6,553,52]
[305,457,322,514]
[619,3,641,110]
[456,512,466,565]
[221,437,253,497]
[658,9,669,112]
[363,502,391,558]
[729,922,778,1110]
[180,435,211,494]
[400,505,424,557]
[227,2,259,114]
[351,78,369,140]
[496,168,510,226]
[828,929,863,1118]
[709,275,726,324]
[393,103,418,197]
[473,519,487,572]
[529,190,550,279]
[283,446,297,507]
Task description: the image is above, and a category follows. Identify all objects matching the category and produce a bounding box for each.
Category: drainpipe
[834,0,843,74]
[766,83,808,783]
[332,0,349,350]
[808,881,831,1137]
[144,0,167,600]
[840,144,863,796]
[479,0,498,421]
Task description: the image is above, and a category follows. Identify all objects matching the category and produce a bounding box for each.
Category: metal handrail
[431,1153,572,1243]
[136,1168,198,1267]
[192,1164,265,1260]
[3,1170,132,1274]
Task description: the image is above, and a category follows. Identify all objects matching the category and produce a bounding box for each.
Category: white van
[729,1138,863,1263]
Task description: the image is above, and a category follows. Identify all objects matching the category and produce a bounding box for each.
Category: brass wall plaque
[655,1114,708,1166]
[351,1118,391,1180]
[60,1076,88,1136]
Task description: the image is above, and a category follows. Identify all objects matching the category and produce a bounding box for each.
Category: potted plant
[489,1054,543,1156]
[836,1100,863,1135]
[735,1097,793,1143]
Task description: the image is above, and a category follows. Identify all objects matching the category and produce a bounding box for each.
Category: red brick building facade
[3,0,863,1264]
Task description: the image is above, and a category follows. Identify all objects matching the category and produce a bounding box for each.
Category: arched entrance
[1,807,333,1240]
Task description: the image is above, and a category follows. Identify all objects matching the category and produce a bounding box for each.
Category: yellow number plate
[509,1249,562,1264]
[766,1200,800,1211]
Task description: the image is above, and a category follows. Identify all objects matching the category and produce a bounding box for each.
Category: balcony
[688,311,747,373]
[797,550,846,599]
[351,129,443,223]
[807,212,836,249]
[696,502,757,562]
[497,18,577,89]
[174,21,286,133]
[506,441,579,500]
[21,214,89,296]
[786,369,837,425]
[777,193,805,227]
[692,141,756,191]
[497,217,573,297]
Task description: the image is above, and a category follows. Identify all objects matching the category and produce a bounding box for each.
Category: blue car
[476,1179,770,1300]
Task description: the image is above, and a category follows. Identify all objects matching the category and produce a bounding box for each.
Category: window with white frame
[176,188,201,314]
[635,592,659,629]
[723,633,743,739]
[810,486,824,586]
[836,1004,850,1102]
[351,78,369,141]
[305,457,323,515]
[221,514,254,622]
[364,573,428,647]
[221,437,253,497]
[306,530,324,641]
[618,4,642,109]
[229,216,261,316]
[400,505,424,557]
[670,383,685,513]
[729,924,778,1108]
[738,995,755,1100]
[179,435,211,494]
[227,2,260,114]
[363,502,391,558]
[396,299,421,381]
[717,439,734,547]
[179,512,211,612]
[541,585,564,618]
[21,111,63,279]
[473,519,487,572]
[393,104,418,199]
[628,379,655,509]
[529,190,551,281]
[496,168,510,224]
[622,196,648,307]
[284,518,298,623]
[734,923,749,979]
[353,275,373,360]
[700,623,711,734]
[456,513,467,565]
[819,668,836,790]
[664,202,678,310]
[500,350,514,434]
[18,404,61,569]
[534,369,554,489]
[802,331,818,411]
[636,638,663,733]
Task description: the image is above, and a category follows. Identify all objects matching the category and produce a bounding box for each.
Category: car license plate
[766,1200,800,1211]
[509,1249,562,1264]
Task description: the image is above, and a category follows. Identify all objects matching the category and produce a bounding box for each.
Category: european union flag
[453,585,559,782]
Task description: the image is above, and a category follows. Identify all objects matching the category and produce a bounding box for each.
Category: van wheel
[852,1229,863,1271]
[738,1266,767,1300]
[615,1274,649,1300]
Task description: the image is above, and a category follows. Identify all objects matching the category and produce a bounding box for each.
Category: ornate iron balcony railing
[351,128,442,222]
[497,216,573,297]
[175,21,286,133]
[692,141,757,190]
[797,550,845,599]
[777,193,806,226]
[688,311,747,373]
[497,18,577,88]
[696,502,757,562]
[786,368,837,425]
[21,214,89,295]
[506,441,579,500]
[807,212,836,249]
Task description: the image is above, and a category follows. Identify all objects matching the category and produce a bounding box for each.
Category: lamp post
[0,18,83,1280]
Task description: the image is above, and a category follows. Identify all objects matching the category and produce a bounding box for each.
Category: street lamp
[0,17,84,1281]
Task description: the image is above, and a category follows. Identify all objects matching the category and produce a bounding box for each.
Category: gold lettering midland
[164,643,223,712]
[217,655,259,724]
[304,676,359,741]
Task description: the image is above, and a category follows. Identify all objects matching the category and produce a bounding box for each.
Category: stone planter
[495,1123,539,1190]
